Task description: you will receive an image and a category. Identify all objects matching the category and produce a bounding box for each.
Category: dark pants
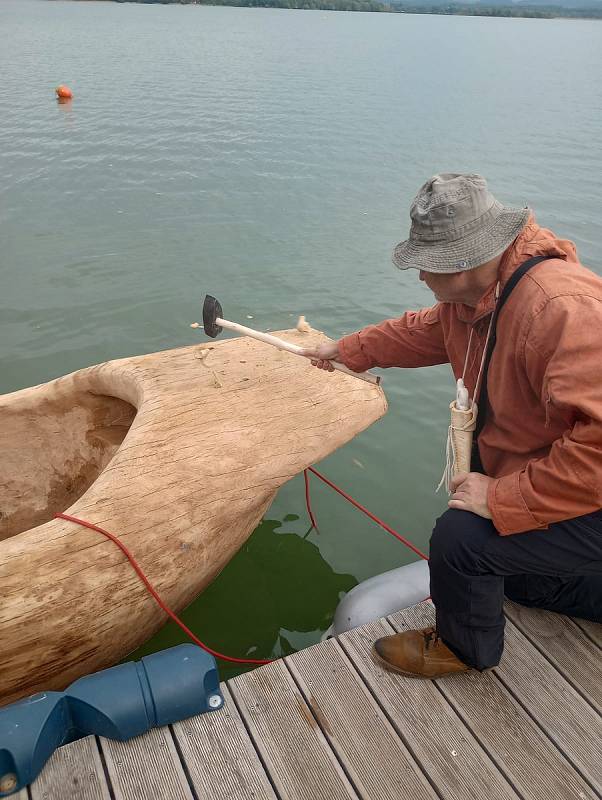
[429,508,602,670]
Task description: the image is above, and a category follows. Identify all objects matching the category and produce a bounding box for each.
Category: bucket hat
[392,173,530,274]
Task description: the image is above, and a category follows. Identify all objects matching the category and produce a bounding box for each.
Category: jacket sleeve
[488,294,602,534]
[337,305,449,372]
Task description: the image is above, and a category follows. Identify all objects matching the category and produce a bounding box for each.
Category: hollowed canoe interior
[0,391,136,540]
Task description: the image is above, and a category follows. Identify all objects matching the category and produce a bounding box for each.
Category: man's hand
[448,472,493,519]
[300,342,340,372]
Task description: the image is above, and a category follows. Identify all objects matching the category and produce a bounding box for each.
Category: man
[302,173,602,678]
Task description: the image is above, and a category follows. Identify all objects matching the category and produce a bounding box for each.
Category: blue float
[0,644,222,796]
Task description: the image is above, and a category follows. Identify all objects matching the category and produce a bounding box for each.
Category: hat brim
[392,207,530,273]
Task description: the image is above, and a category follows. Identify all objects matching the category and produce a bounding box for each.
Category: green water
[2,0,601,680]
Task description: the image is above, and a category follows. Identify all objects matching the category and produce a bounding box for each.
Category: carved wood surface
[0,332,386,704]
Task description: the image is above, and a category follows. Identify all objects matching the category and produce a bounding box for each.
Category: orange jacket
[338,217,602,534]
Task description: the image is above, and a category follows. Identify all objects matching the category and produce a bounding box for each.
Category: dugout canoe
[0,330,386,706]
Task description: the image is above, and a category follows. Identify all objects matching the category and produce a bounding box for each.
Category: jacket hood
[501,215,577,277]
[458,215,578,325]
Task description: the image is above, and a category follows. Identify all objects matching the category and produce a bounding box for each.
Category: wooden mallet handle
[216,318,380,386]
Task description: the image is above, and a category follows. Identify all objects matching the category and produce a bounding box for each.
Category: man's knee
[430,509,493,571]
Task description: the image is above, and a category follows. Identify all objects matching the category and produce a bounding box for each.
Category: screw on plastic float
[208,694,222,709]
[0,773,17,793]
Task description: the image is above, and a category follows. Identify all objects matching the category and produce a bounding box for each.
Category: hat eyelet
[455,260,468,269]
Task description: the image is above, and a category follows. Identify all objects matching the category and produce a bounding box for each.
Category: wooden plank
[390,602,598,800]
[338,617,519,800]
[229,658,359,800]
[29,735,111,800]
[287,637,438,800]
[100,726,193,800]
[504,601,602,710]
[570,617,602,649]
[172,683,277,800]
[495,616,602,790]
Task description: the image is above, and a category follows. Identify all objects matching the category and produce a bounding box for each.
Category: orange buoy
[55,85,73,100]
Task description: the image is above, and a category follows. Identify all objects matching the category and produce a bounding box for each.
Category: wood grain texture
[504,601,602,711]
[0,333,386,705]
[390,602,598,800]
[230,658,359,800]
[287,637,438,800]
[172,683,277,800]
[100,726,193,800]
[571,617,602,649]
[23,601,602,800]
[496,617,602,789]
[338,617,519,800]
[29,735,111,800]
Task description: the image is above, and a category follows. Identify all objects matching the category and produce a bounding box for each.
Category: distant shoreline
[62,0,602,19]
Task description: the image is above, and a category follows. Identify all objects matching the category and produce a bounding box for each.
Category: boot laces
[423,627,440,650]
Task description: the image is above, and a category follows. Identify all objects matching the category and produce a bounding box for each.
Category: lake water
[1,0,601,678]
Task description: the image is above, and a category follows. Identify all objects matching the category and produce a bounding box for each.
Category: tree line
[108,0,602,17]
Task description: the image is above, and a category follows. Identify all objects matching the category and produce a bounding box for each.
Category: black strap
[471,255,552,472]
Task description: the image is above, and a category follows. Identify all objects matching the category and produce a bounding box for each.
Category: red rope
[304,467,429,561]
[55,467,428,667]
[55,512,272,666]
[304,469,318,531]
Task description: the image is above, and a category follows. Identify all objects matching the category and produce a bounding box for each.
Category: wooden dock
[20,601,601,800]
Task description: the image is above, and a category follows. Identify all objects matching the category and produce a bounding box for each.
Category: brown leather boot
[372,626,471,679]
